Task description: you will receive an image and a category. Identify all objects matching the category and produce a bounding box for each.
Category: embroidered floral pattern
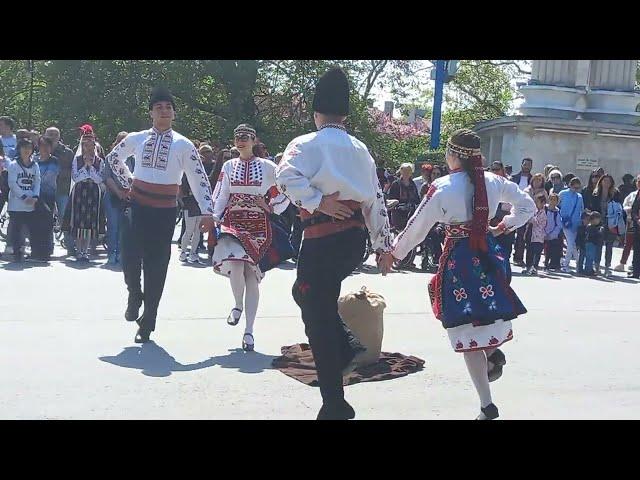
[454,288,467,302]
[480,285,494,299]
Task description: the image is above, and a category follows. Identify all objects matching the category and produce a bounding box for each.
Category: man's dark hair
[569,177,581,187]
[39,136,53,148]
[16,137,34,154]
[522,157,533,165]
[589,211,602,221]
[148,86,176,111]
[0,116,16,131]
[622,173,634,183]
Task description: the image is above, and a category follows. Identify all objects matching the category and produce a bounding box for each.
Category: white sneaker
[179,251,189,262]
[188,255,204,265]
[613,264,625,272]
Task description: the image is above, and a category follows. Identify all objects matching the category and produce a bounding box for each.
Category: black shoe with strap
[227,308,242,326]
[242,333,254,352]
[487,348,506,382]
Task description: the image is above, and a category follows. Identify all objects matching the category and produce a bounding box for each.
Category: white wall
[480,124,640,185]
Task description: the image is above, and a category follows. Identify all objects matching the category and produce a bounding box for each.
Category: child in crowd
[544,193,563,270]
[524,193,548,275]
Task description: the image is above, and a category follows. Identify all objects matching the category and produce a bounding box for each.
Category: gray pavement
[1,236,639,419]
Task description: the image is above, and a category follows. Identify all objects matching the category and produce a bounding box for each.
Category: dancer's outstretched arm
[392,185,443,260]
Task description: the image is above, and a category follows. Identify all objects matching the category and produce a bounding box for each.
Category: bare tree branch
[453,83,505,117]
[478,60,531,76]
[362,60,389,101]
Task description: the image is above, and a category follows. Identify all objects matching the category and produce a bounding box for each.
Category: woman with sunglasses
[211,124,290,352]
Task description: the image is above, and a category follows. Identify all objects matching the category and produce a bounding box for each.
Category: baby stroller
[417,223,443,272]
[388,199,418,269]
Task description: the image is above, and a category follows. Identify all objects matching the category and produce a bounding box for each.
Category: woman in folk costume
[211,124,290,352]
[63,124,105,262]
[381,129,535,420]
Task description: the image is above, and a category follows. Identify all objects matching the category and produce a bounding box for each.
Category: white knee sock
[485,347,496,370]
[228,262,245,311]
[463,350,493,408]
[243,263,259,338]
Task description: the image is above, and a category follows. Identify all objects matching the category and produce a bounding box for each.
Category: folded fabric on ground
[272,343,425,386]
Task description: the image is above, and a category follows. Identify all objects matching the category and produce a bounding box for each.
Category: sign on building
[576,158,599,170]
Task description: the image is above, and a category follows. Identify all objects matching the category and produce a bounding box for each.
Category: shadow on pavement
[275,261,297,271]
[99,341,217,377]
[207,348,278,374]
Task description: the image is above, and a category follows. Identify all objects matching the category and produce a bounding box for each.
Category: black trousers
[545,238,563,268]
[292,227,367,406]
[513,225,527,263]
[121,203,177,332]
[34,196,55,258]
[632,228,640,275]
[525,241,544,269]
[496,231,515,262]
[9,211,39,258]
[290,213,303,259]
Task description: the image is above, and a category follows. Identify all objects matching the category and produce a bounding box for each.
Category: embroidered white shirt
[72,157,103,184]
[105,127,214,216]
[275,127,392,253]
[212,156,289,222]
[393,171,536,259]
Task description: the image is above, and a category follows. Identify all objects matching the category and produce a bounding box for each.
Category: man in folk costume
[276,67,393,420]
[380,129,535,420]
[105,87,215,344]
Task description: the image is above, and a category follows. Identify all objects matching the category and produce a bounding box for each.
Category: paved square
[1,239,638,419]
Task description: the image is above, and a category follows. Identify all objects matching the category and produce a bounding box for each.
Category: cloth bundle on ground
[272,343,424,386]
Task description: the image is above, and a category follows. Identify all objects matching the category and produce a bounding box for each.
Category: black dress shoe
[476,403,499,420]
[125,293,143,322]
[316,400,356,420]
[134,328,151,344]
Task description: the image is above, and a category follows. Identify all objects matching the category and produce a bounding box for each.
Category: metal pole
[28,60,34,130]
[430,60,446,150]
